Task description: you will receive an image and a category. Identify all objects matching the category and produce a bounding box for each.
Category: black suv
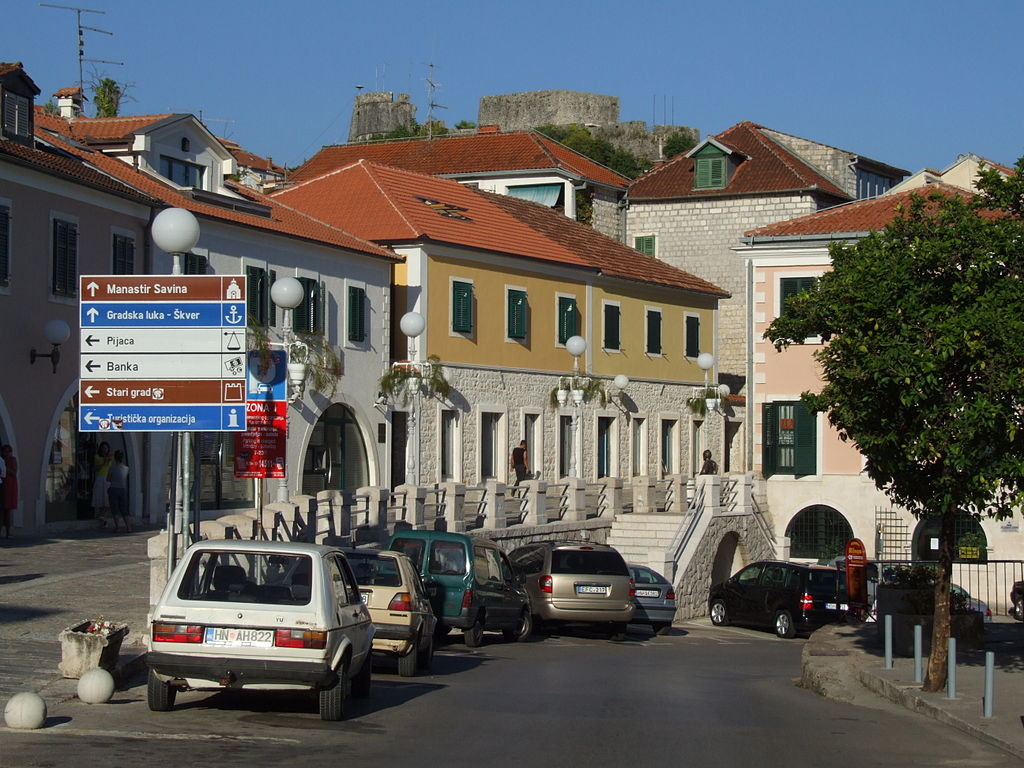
[707,560,842,638]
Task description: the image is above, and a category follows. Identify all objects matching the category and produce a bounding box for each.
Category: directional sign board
[79,275,247,432]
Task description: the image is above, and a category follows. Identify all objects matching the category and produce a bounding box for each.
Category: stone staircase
[606,512,685,573]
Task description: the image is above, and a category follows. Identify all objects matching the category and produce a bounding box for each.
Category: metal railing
[877,559,1024,617]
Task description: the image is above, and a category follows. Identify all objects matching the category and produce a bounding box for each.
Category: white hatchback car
[147,540,374,721]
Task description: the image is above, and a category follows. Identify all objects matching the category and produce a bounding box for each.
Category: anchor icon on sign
[224,304,244,325]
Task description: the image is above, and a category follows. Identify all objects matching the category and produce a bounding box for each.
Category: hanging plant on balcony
[246,319,341,399]
[686,387,721,416]
[379,355,450,407]
[548,375,607,409]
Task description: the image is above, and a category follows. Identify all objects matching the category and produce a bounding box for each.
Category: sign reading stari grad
[78,275,248,432]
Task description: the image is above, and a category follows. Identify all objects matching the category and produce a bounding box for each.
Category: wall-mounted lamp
[30,318,71,373]
[612,374,631,417]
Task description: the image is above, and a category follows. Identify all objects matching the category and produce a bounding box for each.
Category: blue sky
[6,0,1022,173]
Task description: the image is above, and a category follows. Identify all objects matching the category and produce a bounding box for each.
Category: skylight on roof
[415,196,472,222]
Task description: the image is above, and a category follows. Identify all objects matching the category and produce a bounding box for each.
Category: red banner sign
[845,538,868,612]
[233,400,287,478]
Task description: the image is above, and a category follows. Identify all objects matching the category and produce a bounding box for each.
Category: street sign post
[78,275,247,432]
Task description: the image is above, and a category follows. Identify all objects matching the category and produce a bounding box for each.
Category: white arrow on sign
[84,385,100,398]
[86,281,100,297]
[86,307,99,323]
[83,411,99,425]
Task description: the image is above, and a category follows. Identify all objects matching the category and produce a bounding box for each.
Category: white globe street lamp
[151,208,200,275]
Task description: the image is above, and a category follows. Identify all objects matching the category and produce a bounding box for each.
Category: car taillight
[539,575,552,594]
[629,577,635,599]
[800,593,814,611]
[666,588,676,601]
[152,623,203,643]
[388,592,413,611]
[274,629,327,649]
[462,589,474,608]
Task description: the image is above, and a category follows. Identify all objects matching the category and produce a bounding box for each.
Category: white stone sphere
[4,691,47,729]
[77,668,115,704]
[271,276,305,310]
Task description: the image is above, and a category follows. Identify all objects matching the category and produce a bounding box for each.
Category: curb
[857,668,1024,762]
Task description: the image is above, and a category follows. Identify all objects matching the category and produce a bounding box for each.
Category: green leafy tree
[92,77,126,117]
[764,162,1024,692]
[663,129,697,159]
[535,123,651,179]
[455,120,476,129]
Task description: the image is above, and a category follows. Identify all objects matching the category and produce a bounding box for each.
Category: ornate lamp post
[399,311,426,485]
[556,335,588,478]
[269,276,308,503]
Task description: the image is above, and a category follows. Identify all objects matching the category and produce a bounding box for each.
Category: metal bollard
[884,615,893,669]
[947,637,957,699]
[983,651,994,718]
[913,624,923,683]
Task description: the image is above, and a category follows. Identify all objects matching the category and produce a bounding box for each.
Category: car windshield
[348,553,402,587]
[552,550,628,576]
[390,537,425,570]
[428,541,467,576]
[805,569,838,595]
[176,550,313,605]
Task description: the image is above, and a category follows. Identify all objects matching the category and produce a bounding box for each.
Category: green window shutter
[557,296,578,344]
[348,286,366,342]
[452,281,473,333]
[112,234,134,275]
[52,219,77,296]
[507,289,527,339]
[695,154,726,189]
[269,270,277,327]
[246,266,268,326]
[184,252,206,274]
[780,277,816,316]
[762,402,778,477]
[685,315,700,358]
[294,276,321,334]
[646,310,662,354]
[603,304,620,350]
[793,401,817,476]
[0,205,9,285]
[634,235,655,257]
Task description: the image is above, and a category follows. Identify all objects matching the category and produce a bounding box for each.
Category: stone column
[482,480,508,529]
[439,482,466,533]
[632,475,655,514]
[564,476,588,521]
[395,483,426,529]
[290,494,317,541]
[602,477,623,517]
[523,480,547,526]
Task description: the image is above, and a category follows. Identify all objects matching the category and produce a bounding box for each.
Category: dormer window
[694,145,727,190]
[160,155,205,188]
[2,91,32,143]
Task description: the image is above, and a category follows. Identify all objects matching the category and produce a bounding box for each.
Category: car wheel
[398,642,419,677]
[319,659,350,721]
[774,610,796,639]
[417,631,434,670]
[1013,602,1024,621]
[352,653,372,698]
[503,608,533,642]
[607,622,628,642]
[463,614,485,647]
[652,622,672,636]
[709,599,729,626]
[147,669,176,712]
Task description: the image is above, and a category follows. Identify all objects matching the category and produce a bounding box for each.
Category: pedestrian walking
[92,441,113,527]
[510,440,529,485]
[107,450,132,533]
[0,443,10,538]
[699,449,718,475]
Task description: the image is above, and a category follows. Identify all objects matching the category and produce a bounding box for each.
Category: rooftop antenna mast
[40,4,123,95]
[425,63,446,139]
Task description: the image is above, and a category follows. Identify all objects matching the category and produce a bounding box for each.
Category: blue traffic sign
[80,302,247,328]
[78,404,247,432]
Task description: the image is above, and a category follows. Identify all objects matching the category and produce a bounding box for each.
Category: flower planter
[58,621,129,679]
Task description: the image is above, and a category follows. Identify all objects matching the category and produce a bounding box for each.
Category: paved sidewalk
[802,619,1024,761]
[0,528,156,706]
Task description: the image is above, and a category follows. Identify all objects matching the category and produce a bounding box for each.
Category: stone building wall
[348,92,417,142]
[590,186,624,241]
[479,90,621,132]
[626,192,819,390]
[758,128,856,197]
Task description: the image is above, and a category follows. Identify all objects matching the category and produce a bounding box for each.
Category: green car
[387,530,532,647]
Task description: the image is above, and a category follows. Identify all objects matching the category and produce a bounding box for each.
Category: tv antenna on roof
[425,63,447,139]
[40,4,123,95]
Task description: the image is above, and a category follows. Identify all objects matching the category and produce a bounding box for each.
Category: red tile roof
[29,124,399,262]
[487,192,727,296]
[745,184,976,239]
[290,131,630,189]
[35,109,181,143]
[275,160,725,295]
[219,137,286,176]
[629,121,849,201]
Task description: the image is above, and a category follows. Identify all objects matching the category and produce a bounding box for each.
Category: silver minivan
[147,540,374,721]
[508,542,635,640]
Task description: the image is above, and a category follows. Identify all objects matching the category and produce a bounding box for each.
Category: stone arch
[911,514,988,562]
[301,403,371,494]
[710,531,744,586]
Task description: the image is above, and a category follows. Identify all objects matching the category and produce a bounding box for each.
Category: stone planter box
[58,621,129,679]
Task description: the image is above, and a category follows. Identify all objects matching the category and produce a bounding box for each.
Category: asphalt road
[1,621,1016,768]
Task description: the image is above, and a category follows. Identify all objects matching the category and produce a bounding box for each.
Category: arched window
[785,505,853,560]
[303,404,369,494]
[911,515,988,562]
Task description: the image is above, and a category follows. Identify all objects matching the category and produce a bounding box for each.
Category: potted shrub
[379,355,450,407]
[58,619,129,679]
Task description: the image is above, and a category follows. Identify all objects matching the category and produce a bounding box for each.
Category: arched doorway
[303,404,369,495]
[911,515,988,562]
[710,532,743,586]
[785,505,853,561]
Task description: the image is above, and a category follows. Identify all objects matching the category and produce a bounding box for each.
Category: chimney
[53,87,85,119]
[477,124,500,134]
